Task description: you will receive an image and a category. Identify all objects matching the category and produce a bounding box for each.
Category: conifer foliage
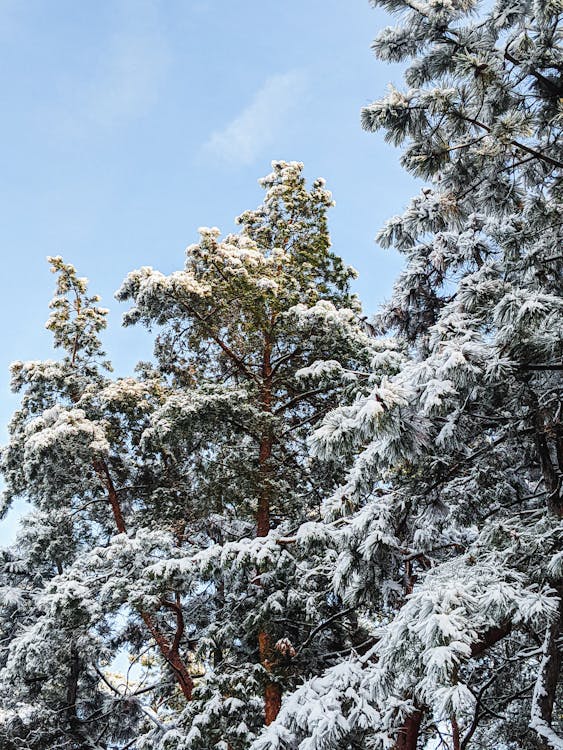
[1,1,562,748]
[0,163,373,749]
[255,1,563,749]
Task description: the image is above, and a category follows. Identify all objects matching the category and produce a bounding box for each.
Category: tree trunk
[452,716,461,750]
[530,592,562,748]
[394,528,422,749]
[256,333,282,724]
[265,681,283,726]
[95,458,194,701]
[528,390,563,518]
[141,612,193,700]
[256,434,273,537]
[65,643,81,731]
[69,338,194,703]
[394,711,422,750]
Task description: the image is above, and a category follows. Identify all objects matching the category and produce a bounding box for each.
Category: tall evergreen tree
[0,163,373,749]
[254,2,562,749]
[115,160,374,747]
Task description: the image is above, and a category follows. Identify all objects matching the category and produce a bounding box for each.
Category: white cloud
[202,70,307,165]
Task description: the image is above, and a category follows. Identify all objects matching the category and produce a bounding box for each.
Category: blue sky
[0,0,418,543]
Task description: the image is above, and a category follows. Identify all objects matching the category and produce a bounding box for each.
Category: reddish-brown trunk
[452,716,461,750]
[258,631,282,725]
[70,348,193,702]
[265,682,283,725]
[394,710,422,750]
[141,612,193,700]
[256,333,273,537]
[95,457,194,701]
[93,459,127,533]
[257,435,273,536]
[256,333,282,724]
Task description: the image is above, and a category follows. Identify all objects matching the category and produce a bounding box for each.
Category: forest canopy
[0,2,561,750]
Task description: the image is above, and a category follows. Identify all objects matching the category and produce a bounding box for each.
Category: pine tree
[116,160,374,748]
[0,164,374,749]
[254,2,562,749]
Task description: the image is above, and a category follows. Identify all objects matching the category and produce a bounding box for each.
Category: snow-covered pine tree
[253,2,563,749]
[0,163,375,749]
[0,258,194,749]
[115,160,376,748]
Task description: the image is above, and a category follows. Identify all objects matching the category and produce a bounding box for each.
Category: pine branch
[175,296,259,383]
[504,49,563,98]
[93,666,171,734]
[520,363,563,371]
[271,346,303,376]
[297,608,356,654]
[457,112,563,170]
[274,388,327,414]
[470,623,512,658]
